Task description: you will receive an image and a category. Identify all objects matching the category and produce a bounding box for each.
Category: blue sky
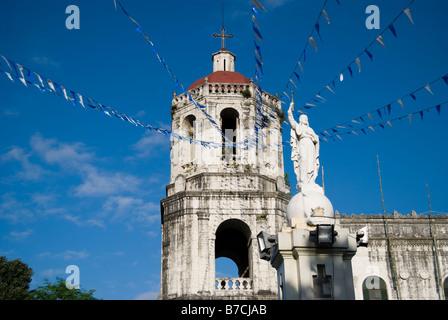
[1,0,448,300]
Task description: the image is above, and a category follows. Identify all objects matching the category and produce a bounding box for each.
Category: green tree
[0,256,33,300]
[30,277,100,300]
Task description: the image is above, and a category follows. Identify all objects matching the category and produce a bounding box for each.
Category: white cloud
[127,132,169,160]
[32,56,60,67]
[29,133,145,198]
[0,193,34,223]
[1,133,161,230]
[4,229,33,241]
[37,249,90,261]
[40,268,65,278]
[101,196,159,228]
[2,109,20,116]
[1,146,46,181]
[264,0,293,9]
[30,133,94,170]
[74,169,143,197]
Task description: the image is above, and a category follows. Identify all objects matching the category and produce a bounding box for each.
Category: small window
[182,115,196,162]
[220,108,239,161]
[362,276,388,300]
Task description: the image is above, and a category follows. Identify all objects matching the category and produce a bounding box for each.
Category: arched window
[215,219,251,278]
[220,108,239,161]
[362,276,388,300]
[182,115,196,162]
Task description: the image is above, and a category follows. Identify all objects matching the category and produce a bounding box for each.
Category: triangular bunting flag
[436,104,441,115]
[387,121,393,128]
[425,84,434,95]
[326,85,335,94]
[387,104,392,115]
[408,113,412,124]
[322,9,330,24]
[309,37,318,52]
[315,23,323,41]
[398,98,404,109]
[252,0,266,11]
[376,35,386,48]
[389,23,398,38]
[289,78,297,89]
[356,57,361,72]
[442,75,448,86]
[377,109,382,119]
[365,49,374,62]
[298,61,304,74]
[404,8,414,24]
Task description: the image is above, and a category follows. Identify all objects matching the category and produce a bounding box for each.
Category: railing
[215,278,253,291]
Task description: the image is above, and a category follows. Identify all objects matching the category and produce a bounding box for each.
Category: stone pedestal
[270,182,357,300]
[270,225,357,300]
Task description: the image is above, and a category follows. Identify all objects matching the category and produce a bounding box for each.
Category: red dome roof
[188,71,251,90]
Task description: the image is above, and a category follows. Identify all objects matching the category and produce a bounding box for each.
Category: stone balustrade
[215,278,253,291]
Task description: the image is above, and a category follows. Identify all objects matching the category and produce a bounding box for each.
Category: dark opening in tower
[215,219,251,278]
[220,108,239,161]
[182,115,196,162]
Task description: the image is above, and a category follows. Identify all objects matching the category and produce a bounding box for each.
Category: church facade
[159,43,448,300]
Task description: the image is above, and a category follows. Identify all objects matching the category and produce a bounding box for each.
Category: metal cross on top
[213,26,234,50]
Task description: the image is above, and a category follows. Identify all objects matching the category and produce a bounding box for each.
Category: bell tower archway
[215,219,252,278]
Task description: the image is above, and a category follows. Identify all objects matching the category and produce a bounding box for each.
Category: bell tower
[160,32,289,299]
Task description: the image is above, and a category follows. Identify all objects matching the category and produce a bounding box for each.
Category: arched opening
[362,276,388,300]
[182,115,196,162]
[220,108,239,161]
[215,219,251,278]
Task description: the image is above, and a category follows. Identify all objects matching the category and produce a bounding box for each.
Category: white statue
[288,99,321,193]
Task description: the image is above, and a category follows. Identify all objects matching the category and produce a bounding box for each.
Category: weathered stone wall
[161,171,289,300]
[337,211,448,300]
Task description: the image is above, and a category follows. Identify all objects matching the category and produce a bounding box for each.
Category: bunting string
[297,0,416,113]
[0,54,288,151]
[114,0,280,150]
[113,0,243,147]
[251,0,272,141]
[280,0,339,101]
[317,73,448,138]
[321,101,448,142]
[249,0,287,148]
